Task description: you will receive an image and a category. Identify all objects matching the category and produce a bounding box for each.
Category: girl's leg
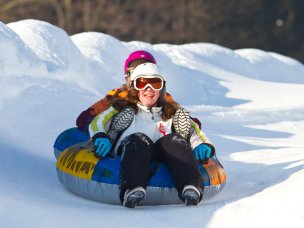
[155,133,204,203]
[118,133,154,206]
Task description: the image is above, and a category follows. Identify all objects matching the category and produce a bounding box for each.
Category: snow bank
[0,19,304,228]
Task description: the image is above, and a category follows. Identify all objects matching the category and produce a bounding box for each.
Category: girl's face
[138,87,160,107]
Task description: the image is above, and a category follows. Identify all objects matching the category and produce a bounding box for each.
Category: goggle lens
[134,77,163,90]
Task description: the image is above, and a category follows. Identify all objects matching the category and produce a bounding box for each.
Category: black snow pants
[117,132,204,203]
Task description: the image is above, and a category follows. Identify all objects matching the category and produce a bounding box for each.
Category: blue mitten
[193,144,212,161]
[94,137,112,158]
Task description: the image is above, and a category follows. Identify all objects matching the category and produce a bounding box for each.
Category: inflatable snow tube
[54,127,90,159]
[54,128,227,205]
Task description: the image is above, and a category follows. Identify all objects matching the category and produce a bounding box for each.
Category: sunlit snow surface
[1,19,304,228]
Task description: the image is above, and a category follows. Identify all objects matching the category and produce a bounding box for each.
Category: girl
[90,63,215,208]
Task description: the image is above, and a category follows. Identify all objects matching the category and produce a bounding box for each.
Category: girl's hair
[112,86,180,121]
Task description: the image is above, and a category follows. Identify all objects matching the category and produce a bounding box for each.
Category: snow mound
[0,19,304,228]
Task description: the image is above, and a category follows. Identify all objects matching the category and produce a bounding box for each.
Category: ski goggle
[133,77,164,91]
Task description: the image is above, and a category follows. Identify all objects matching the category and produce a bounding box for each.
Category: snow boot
[107,106,135,143]
[182,185,201,206]
[173,108,191,140]
[123,187,146,208]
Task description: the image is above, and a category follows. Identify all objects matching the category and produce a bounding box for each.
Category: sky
[0,19,304,228]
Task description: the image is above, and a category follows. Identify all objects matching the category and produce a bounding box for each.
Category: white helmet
[130,62,164,81]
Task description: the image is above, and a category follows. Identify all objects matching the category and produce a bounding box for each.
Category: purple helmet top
[124,50,156,74]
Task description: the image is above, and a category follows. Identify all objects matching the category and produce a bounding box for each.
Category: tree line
[0,0,303,62]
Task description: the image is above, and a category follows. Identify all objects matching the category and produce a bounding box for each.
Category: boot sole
[123,191,145,208]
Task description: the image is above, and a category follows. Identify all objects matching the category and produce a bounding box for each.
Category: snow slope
[0,19,304,228]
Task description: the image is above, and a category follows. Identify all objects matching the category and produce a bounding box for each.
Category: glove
[94,137,112,158]
[193,144,212,161]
